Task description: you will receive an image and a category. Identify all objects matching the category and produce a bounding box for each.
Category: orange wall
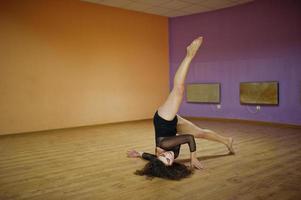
[0,0,169,135]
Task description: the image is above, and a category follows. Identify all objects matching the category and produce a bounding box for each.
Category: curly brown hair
[135,158,192,180]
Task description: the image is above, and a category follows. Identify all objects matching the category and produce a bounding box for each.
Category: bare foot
[227,137,235,154]
[186,36,203,58]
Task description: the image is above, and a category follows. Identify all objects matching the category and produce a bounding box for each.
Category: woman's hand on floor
[127,150,140,158]
[191,157,203,170]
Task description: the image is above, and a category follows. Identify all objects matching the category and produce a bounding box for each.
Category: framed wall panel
[186,83,220,103]
[240,81,279,105]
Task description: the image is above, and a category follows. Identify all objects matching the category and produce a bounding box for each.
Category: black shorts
[153,111,178,145]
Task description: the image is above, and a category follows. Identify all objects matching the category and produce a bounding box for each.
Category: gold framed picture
[240,81,279,105]
[186,83,220,103]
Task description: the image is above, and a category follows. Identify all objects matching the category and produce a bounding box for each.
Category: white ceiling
[81,0,254,17]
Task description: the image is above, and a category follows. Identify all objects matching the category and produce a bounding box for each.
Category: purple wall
[169,0,301,125]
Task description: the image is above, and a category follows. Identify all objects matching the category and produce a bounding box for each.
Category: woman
[127,37,234,180]
[127,134,200,180]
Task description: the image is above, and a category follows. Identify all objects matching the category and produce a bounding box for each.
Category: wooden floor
[0,119,301,200]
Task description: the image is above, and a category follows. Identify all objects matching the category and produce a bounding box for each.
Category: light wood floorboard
[0,119,300,200]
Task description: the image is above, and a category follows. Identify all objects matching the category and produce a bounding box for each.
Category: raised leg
[177,115,235,154]
[158,37,203,121]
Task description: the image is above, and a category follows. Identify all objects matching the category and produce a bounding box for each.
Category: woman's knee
[172,84,185,96]
[195,130,209,138]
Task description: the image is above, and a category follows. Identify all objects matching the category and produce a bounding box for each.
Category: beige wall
[0,0,169,135]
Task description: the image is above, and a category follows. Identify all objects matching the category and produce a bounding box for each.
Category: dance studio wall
[169,0,301,125]
[0,0,169,135]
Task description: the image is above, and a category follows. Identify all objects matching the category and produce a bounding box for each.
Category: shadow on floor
[177,152,234,163]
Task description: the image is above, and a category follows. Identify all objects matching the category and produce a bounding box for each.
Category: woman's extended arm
[127,150,157,161]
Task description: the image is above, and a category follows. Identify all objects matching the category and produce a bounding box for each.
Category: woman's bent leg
[177,115,235,154]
